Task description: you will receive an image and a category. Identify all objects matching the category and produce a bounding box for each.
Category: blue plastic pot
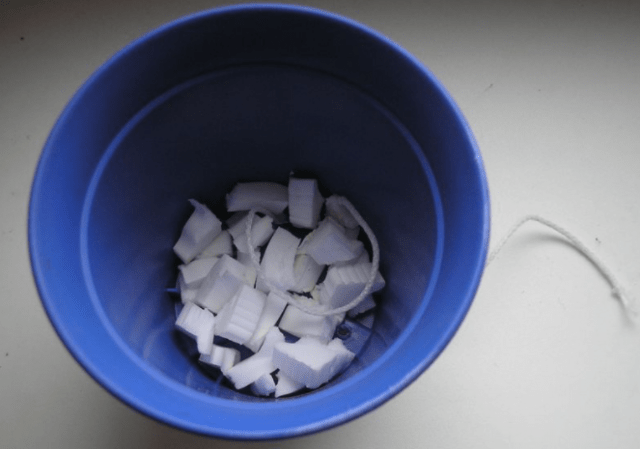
[28,4,489,440]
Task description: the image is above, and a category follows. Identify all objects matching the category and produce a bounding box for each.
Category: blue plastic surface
[28,4,489,440]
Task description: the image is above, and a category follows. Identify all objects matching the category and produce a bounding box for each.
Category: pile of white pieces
[171,177,385,398]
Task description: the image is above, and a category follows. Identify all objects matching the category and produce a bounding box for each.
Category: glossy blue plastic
[28,4,489,440]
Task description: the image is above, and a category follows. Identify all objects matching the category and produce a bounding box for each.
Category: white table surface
[2,0,639,447]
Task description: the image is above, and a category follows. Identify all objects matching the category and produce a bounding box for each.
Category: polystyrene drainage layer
[80,64,442,400]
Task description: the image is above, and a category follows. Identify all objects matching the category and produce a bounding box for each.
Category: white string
[246,196,380,316]
[488,214,636,317]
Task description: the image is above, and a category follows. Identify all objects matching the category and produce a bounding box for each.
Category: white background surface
[1,0,639,447]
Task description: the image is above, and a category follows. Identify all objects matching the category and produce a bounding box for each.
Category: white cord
[488,214,636,317]
[245,196,380,316]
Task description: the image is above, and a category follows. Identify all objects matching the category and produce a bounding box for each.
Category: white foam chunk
[254,276,270,294]
[260,227,301,291]
[173,199,222,264]
[226,182,288,215]
[288,177,324,229]
[333,250,370,266]
[194,254,257,313]
[275,371,306,397]
[228,213,275,254]
[244,290,289,353]
[195,230,233,259]
[301,217,364,265]
[224,327,284,390]
[225,356,274,391]
[199,344,240,374]
[291,254,324,292]
[177,275,198,304]
[272,337,355,389]
[357,312,375,329]
[235,250,255,268]
[319,262,385,310]
[251,373,277,397]
[344,225,361,240]
[347,294,377,317]
[225,211,248,229]
[178,257,219,290]
[325,195,359,229]
[278,303,344,343]
[174,302,215,355]
[216,284,266,345]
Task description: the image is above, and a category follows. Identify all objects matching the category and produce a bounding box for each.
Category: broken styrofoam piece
[253,326,284,359]
[244,290,289,353]
[347,294,376,317]
[357,313,375,329]
[195,230,233,260]
[250,373,277,397]
[343,225,361,241]
[272,337,355,390]
[175,302,216,355]
[332,250,370,267]
[224,327,284,390]
[225,355,274,390]
[226,211,248,229]
[254,276,270,294]
[288,177,324,229]
[278,303,344,343]
[291,254,324,293]
[216,284,267,345]
[173,199,223,264]
[177,275,198,304]
[301,217,364,265]
[260,227,301,291]
[178,257,219,290]
[171,179,385,397]
[228,213,275,254]
[275,371,306,398]
[319,262,385,310]
[325,194,359,229]
[196,271,243,313]
[226,182,288,215]
[199,344,241,374]
[194,254,257,313]
[235,250,255,269]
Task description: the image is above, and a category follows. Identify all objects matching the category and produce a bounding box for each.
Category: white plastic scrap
[173,199,222,264]
[291,253,324,293]
[275,371,306,398]
[216,284,266,345]
[178,257,219,290]
[228,212,275,254]
[177,257,219,304]
[226,182,288,215]
[325,194,359,229]
[288,177,324,229]
[224,327,284,390]
[199,344,241,374]
[244,290,289,353]
[175,302,216,355]
[358,313,375,329]
[259,227,301,292]
[272,337,355,390]
[170,178,383,397]
[301,217,364,265]
[177,279,198,304]
[195,230,233,260]
[347,294,377,317]
[194,254,257,313]
[250,373,277,397]
[278,304,344,343]
[319,262,385,310]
